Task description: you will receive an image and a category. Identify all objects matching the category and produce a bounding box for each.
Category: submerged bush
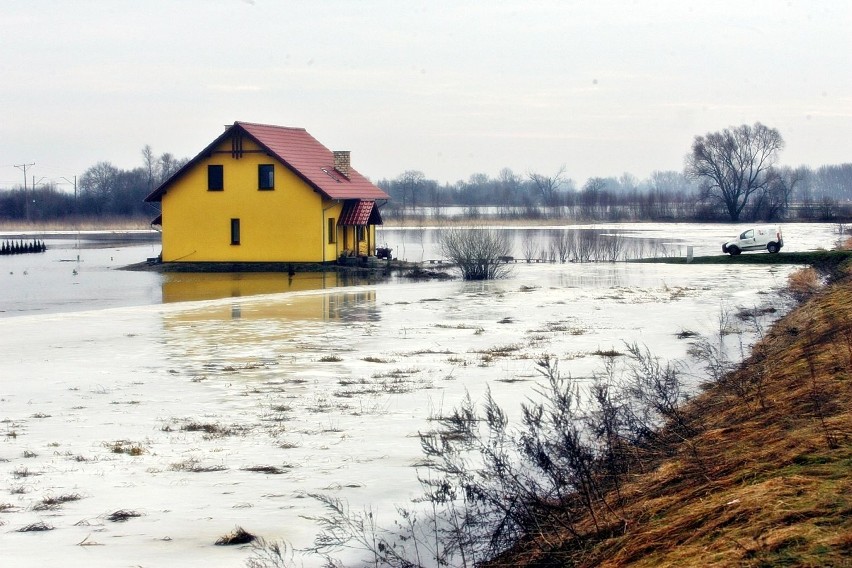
[439,227,513,280]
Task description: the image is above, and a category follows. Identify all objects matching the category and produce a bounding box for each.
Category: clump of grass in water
[592,348,624,357]
[215,526,257,545]
[319,355,343,363]
[170,458,227,473]
[105,509,143,522]
[105,440,145,455]
[33,493,83,511]
[241,465,292,475]
[17,521,53,532]
[179,422,244,438]
[12,467,39,478]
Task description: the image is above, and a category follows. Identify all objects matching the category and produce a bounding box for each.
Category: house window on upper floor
[208,165,224,191]
[258,164,274,190]
[230,218,241,245]
[328,218,336,244]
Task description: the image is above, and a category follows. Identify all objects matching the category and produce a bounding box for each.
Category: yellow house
[145,121,389,264]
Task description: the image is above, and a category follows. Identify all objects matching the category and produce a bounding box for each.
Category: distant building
[145,121,388,263]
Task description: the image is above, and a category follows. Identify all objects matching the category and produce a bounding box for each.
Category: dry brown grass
[0,216,151,232]
[486,272,852,567]
[786,267,822,301]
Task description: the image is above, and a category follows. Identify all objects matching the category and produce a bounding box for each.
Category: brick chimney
[333,150,350,179]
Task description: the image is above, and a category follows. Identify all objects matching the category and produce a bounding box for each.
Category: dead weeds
[484,270,852,567]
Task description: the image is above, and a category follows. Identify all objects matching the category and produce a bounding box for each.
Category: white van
[722,226,783,255]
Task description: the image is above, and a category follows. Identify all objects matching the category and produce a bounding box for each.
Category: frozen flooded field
[0,223,842,567]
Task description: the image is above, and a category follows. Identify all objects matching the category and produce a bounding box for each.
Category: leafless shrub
[247,538,297,568]
[551,229,573,263]
[521,233,538,262]
[439,227,513,280]
[309,348,703,567]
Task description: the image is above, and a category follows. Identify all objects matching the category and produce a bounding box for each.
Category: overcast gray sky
[2,0,850,190]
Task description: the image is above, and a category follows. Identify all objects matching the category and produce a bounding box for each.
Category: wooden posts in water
[0,239,47,255]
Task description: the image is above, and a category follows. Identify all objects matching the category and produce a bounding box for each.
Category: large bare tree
[685,122,784,221]
[528,165,568,207]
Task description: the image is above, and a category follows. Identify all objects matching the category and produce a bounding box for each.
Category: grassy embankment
[632,249,852,269]
[487,260,852,567]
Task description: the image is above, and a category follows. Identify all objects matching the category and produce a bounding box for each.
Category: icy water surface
[0,223,842,567]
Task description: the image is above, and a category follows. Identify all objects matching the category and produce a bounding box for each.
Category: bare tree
[528,165,568,207]
[79,161,119,215]
[751,166,799,220]
[396,170,426,213]
[141,145,158,191]
[685,122,784,222]
[158,152,186,183]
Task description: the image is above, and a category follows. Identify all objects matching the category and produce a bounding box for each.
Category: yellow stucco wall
[160,138,347,263]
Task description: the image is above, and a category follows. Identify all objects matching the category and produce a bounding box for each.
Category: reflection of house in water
[327,290,380,322]
[159,289,379,372]
[161,271,344,303]
[160,270,386,305]
[162,288,378,325]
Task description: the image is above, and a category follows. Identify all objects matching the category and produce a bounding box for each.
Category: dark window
[230,218,240,245]
[258,164,274,190]
[208,165,224,191]
[328,218,336,244]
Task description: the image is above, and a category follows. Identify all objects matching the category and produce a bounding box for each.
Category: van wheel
[728,246,741,256]
[767,243,779,253]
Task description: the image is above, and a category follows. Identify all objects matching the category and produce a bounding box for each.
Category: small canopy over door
[338,200,383,257]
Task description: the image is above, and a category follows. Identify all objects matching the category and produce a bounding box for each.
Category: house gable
[145,122,388,204]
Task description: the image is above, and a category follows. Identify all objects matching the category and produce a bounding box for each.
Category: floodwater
[0,222,842,567]
[0,222,840,317]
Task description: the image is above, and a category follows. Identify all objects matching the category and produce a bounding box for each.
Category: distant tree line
[379,161,852,223]
[0,145,187,223]
[378,123,852,223]
[2,124,851,224]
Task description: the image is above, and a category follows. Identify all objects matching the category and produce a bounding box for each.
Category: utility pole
[14,162,35,191]
[31,176,46,221]
[61,176,78,214]
[14,162,35,221]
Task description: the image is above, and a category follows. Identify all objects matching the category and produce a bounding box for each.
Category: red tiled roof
[145,122,389,203]
[338,200,383,226]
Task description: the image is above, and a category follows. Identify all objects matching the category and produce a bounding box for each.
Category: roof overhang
[338,199,383,226]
